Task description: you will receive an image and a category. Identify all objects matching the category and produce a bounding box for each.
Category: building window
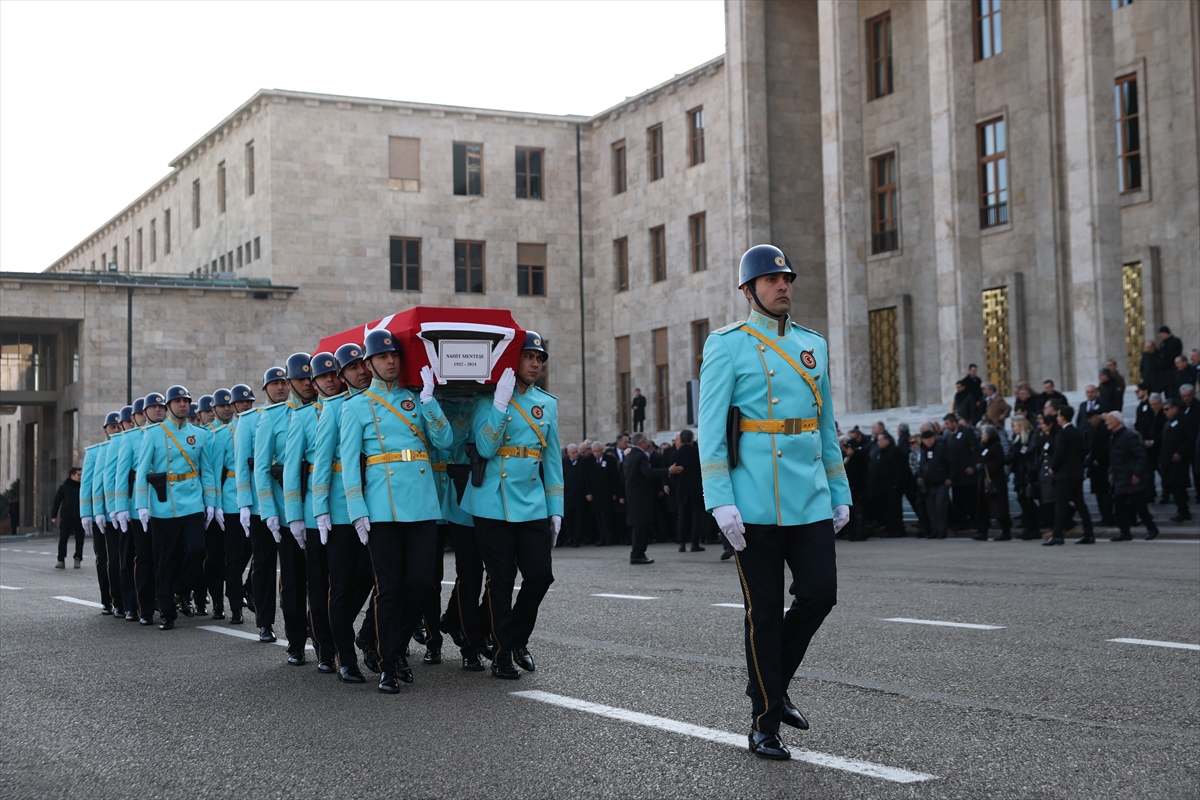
[654,327,670,430]
[227,250,233,270]
[1115,75,1141,193]
[688,213,707,272]
[453,142,482,196]
[219,254,226,271]
[648,124,664,181]
[67,326,79,384]
[515,147,543,199]
[163,209,171,254]
[237,245,243,268]
[612,140,627,194]
[111,246,117,269]
[871,152,899,253]
[867,12,893,100]
[1112,0,1132,8]
[869,307,900,409]
[192,180,200,228]
[691,319,708,379]
[217,161,226,213]
[245,141,255,196]
[136,228,143,271]
[454,240,485,293]
[389,237,421,291]
[254,236,260,259]
[517,243,546,297]
[210,259,217,274]
[389,136,420,192]
[245,240,252,261]
[150,219,157,263]
[614,237,629,292]
[124,237,130,270]
[975,0,1002,60]
[978,118,1008,227]
[650,225,666,282]
[688,107,705,166]
[616,335,631,432]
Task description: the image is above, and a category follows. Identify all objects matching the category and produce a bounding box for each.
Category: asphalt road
[2,534,1197,799]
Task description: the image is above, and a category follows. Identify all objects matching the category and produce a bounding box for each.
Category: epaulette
[713,321,744,335]
[143,422,163,432]
[532,386,557,401]
[237,408,263,419]
[792,323,826,340]
[85,442,105,450]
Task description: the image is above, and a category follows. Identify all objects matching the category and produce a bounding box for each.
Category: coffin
[317,306,526,391]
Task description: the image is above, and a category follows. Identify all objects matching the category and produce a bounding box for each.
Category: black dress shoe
[513,646,536,673]
[125,610,137,621]
[339,665,366,683]
[195,605,207,617]
[1145,530,1159,541]
[630,556,654,565]
[230,611,243,625]
[1074,536,1096,544]
[139,617,153,626]
[1110,534,1133,541]
[422,647,442,665]
[1042,537,1064,546]
[462,654,485,671]
[317,659,336,673]
[748,731,790,760]
[413,623,428,645]
[211,610,226,620]
[971,533,988,541]
[678,545,687,552]
[158,619,174,631]
[781,695,810,730]
[396,656,414,683]
[378,672,401,694]
[287,651,306,666]
[179,602,195,618]
[491,659,520,680]
[259,627,277,643]
[720,550,733,560]
[690,545,706,552]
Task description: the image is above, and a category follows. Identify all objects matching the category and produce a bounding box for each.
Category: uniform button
[419,468,425,473]
[503,455,509,460]
[769,370,775,376]
[506,436,511,442]
[507,417,513,422]
[388,470,394,475]
[531,477,537,481]
[771,398,778,404]
[375,418,381,423]
[777,450,783,457]
[501,473,508,479]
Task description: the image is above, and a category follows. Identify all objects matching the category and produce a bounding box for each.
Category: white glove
[289,520,307,550]
[137,508,149,528]
[239,507,251,538]
[266,515,281,542]
[832,504,851,534]
[115,510,129,533]
[317,514,331,545]
[81,516,93,534]
[204,506,215,528]
[550,515,562,547]
[713,505,746,551]
[353,516,370,545]
[215,508,225,531]
[95,513,107,530]
[493,367,516,412]
[420,365,438,404]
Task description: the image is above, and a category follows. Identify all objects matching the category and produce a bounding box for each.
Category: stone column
[1060,0,1124,389]
[819,0,870,413]
[925,0,984,403]
[725,0,773,258]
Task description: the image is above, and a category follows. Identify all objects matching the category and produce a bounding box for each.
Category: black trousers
[57,518,84,561]
[1053,479,1094,538]
[593,510,613,545]
[446,522,487,656]
[1094,490,1113,522]
[951,483,977,527]
[1164,483,1191,517]
[92,524,114,609]
[277,529,308,656]
[367,520,438,673]
[474,516,554,655]
[560,510,585,547]
[118,520,138,614]
[676,501,705,549]
[905,487,929,535]
[630,523,652,560]
[327,523,375,668]
[132,519,155,619]
[204,521,226,613]
[103,524,123,612]
[414,526,445,650]
[872,491,904,536]
[249,516,278,628]
[633,416,645,432]
[152,513,205,622]
[223,521,252,613]
[924,486,949,538]
[1114,492,1159,537]
[733,520,837,736]
[303,528,334,662]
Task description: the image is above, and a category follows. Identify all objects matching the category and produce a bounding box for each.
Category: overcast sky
[0,0,725,273]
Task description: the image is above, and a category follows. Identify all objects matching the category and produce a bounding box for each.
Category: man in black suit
[585,442,618,545]
[1159,400,1193,521]
[670,430,705,552]
[942,414,979,530]
[1037,380,1068,413]
[631,389,647,433]
[622,433,682,564]
[1078,384,1103,420]
[1045,405,1095,545]
[561,444,586,547]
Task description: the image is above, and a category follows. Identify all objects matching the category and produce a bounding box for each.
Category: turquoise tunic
[235,408,264,513]
[80,443,104,519]
[283,398,322,528]
[460,385,564,523]
[698,309,851,526]
[436,397,475,527]
[102,430,127,515]
[90,441,111,519]
[113,426,147,516]
[206,419,240,514]
[254,399,303,522]
[134,419,217,517]
[311,392,354,526]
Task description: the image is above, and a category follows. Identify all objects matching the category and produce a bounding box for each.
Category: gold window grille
[982,287,1011,393]
[1122,262,1144,384]
[868,307,900,409]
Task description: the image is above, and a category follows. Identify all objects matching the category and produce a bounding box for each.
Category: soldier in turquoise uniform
[283,352,346,674]
[124,393,167,623]
[698,244,852,761]
[197,395,216,427]
[103,405,138,620]
[197,388,231,621]
[80,412,124,615]
[461,331,564,680]
[212,385,255,624]
[134,385,218,630]
[113,400,155,623]
[255,353,316,666]
[338,329,451,694]
[237,367,290,643]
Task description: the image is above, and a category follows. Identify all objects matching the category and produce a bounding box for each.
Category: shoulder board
[791,323,826,340]
[85,442,105,451]
[237,408,263,418]
[712,321,745,335]
[143,422,163,432]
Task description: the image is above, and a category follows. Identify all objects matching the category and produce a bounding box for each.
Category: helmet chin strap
[747,282,787,336]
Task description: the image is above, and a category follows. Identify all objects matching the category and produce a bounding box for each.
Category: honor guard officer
[135,385,218,630]
[200,388,235,621]
[80,412,124,615]
[283,352,344,674]
[127,393,168,623]
[104,406,138,620]
[113,402,153,622]
[698,245,851,760]
[187,403,200,426]
[338,329,452,693]
[219,384,256,623]
[238,367,290,643]
[461,331,564,680]
[255,353,315,666]
[198,395,216,427]
[96,410,125,617]
[314,343,379,682]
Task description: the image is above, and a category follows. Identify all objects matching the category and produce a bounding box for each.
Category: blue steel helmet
[262,366,286,389]
[231,383,255,403]
[119,405,134,423]
[213,388,233,407]
[166,385,191,403]
[737,244,796,289]
[285,352,313,381]
[521,330,549,361]
[104,411,121,427]
[143,392,166,410]
[188,403,199,419]
[334,343,365,373]
[364,329,399,359]
[132,397,146,415]
[198,395,215,413]
[310,352,340,379]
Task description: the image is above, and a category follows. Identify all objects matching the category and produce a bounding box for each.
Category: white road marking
[513,690,937,784]
[592,593,658,600]
[38,551,52,555]
[198,625,315,650]
[884,618,1005,630]
[0,585,24,590]
[1108,637,1200,651]
[712,603,742,608]
[441,580,456,586]
[54,595,105,609]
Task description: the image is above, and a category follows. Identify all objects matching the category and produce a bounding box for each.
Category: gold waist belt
[497,446,542,459]
[166,471,199,482]
[365,450,429,465]
[225,470,236,479]
[308,463,343,472]
[739,417,818,435]
[432,462,448,472]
